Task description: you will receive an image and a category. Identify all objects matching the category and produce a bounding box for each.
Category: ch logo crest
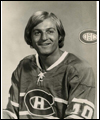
[24,89,55,116]
[80,30,97,44]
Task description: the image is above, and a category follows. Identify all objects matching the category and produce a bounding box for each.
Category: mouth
[38,43,51,46]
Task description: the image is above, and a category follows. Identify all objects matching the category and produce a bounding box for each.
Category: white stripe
[20,93,25,97]
[43,116,59,119]
[36,51,68,71]
[19,111,59,119]
[11,101,19,107]
[72,98,94,108]
[19,111,30,115]
[36,54,41,69]
[64,115,84,119]
[47,51,68,70]
[3,110,17,119]
[54,97,68,105]
[20,93,68,105]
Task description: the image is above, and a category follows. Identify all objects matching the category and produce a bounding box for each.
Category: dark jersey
[3,51,95,119]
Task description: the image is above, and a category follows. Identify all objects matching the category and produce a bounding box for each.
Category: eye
[33,31,41,36]
[47,30,55,34]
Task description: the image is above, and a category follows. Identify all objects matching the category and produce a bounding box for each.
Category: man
[3,11,95,119]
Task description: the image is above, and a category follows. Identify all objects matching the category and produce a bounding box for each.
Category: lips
[38,43,51,46]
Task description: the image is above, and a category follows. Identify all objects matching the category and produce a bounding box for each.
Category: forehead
[33,18,57,30]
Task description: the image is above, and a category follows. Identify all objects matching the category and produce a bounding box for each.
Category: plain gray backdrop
[2,1,97,119]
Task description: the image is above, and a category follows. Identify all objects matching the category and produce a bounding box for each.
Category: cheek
[32,35,40,41]
[31,39,38,48]
[31,36,40,45]
[31,33,41,42]
[52,34,59,42]
[54,32,59,39]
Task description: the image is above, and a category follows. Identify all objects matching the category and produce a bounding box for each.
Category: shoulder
[65,53,92,71]
[15,54,37,72]
[20,54,36,62]
[11,54,37,83]
[65,53,95,86]
[65,52,94,79]
[19,54,36,65]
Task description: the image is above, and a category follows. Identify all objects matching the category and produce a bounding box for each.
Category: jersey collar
[35,51,68,71]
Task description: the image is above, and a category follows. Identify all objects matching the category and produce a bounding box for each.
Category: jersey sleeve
[3,63,21,119]
[64,62,95,119]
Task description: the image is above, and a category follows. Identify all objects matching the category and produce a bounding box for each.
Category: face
[31,18,60,56]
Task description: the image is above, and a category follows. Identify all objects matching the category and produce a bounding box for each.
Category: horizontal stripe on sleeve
[54,97,68,105]
[20,93,26,97]
[72,98,94,108]
[11,100,19,107]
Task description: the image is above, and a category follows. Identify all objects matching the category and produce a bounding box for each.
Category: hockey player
[3,11,95,119]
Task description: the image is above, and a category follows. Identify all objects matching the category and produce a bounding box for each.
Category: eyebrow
[32,27,56,31]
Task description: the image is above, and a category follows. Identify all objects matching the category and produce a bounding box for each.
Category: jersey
[3,51,95,119]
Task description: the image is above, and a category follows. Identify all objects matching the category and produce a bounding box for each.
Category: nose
[41,32,48,41]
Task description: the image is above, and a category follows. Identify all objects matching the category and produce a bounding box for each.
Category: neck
[38,49,63,71]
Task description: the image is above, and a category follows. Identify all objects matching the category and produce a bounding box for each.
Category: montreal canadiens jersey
[3,51,95,119]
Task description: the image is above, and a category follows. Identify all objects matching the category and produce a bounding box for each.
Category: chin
[38,50,53,56]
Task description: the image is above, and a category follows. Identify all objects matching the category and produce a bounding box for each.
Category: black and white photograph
[2,1,98,119]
